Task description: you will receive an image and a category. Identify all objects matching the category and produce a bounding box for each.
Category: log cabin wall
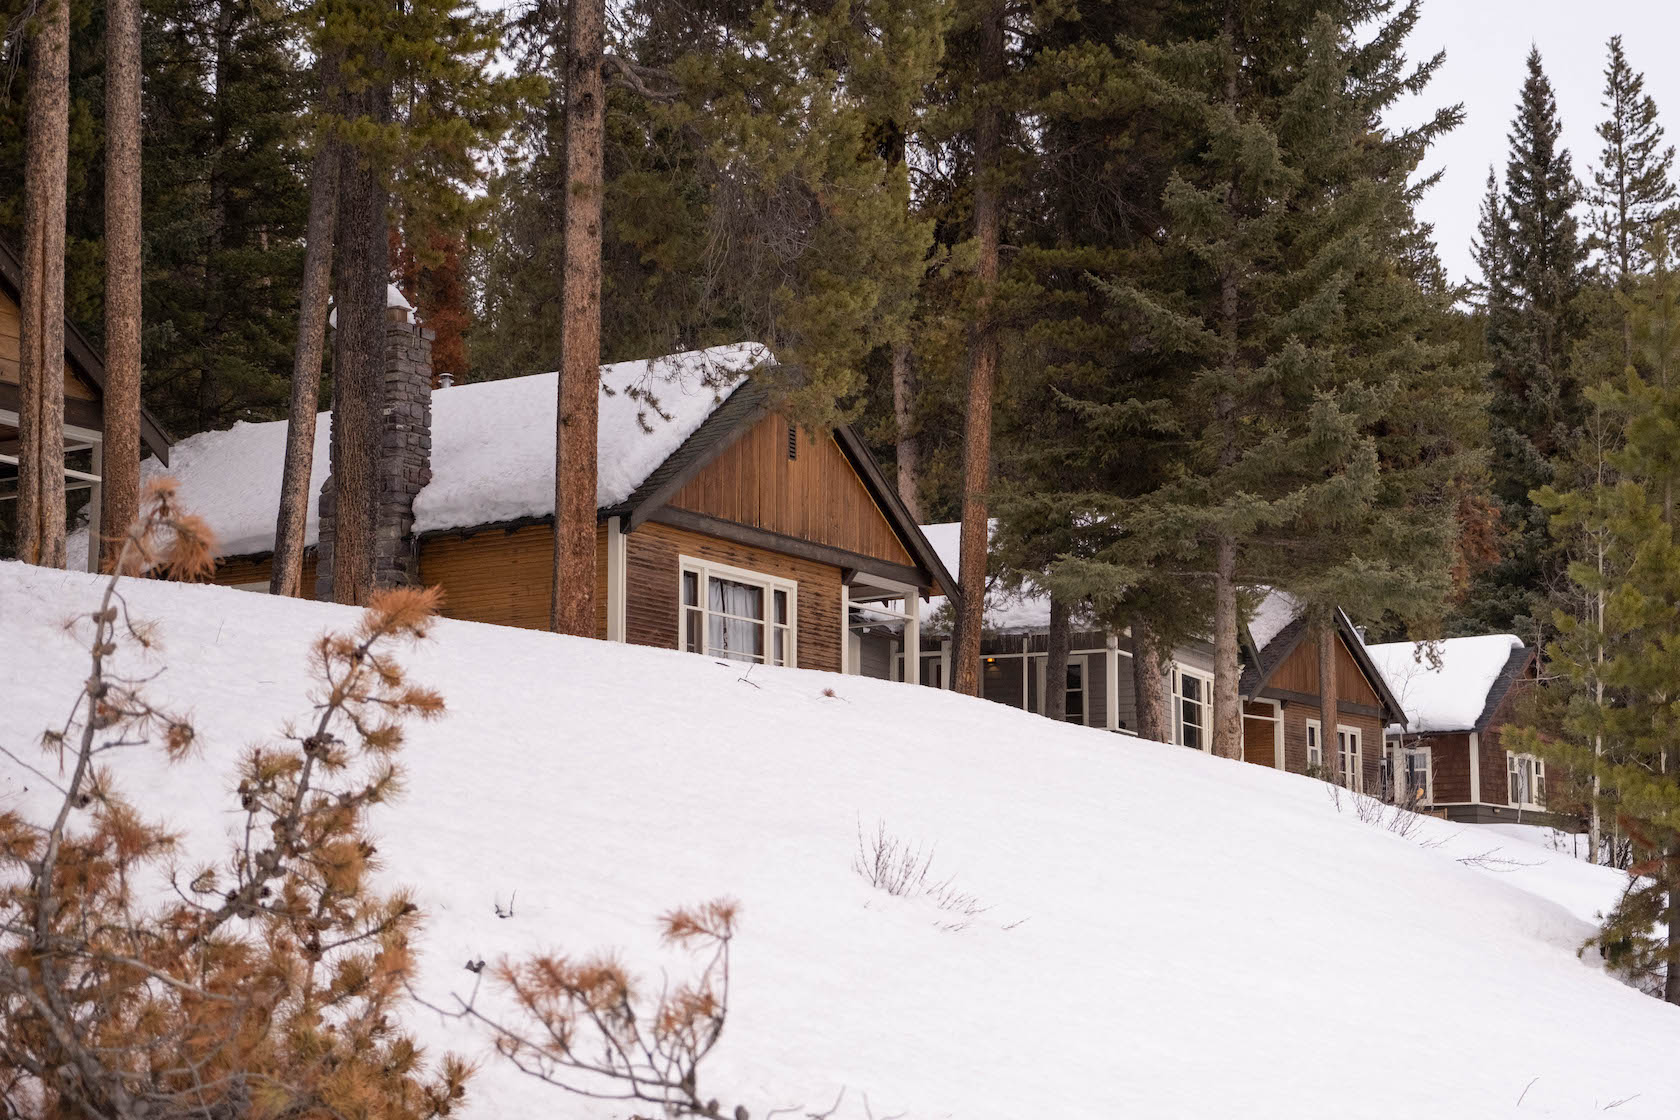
[627,519,843,672]
[418,523,609,635]
[666,414,917,572]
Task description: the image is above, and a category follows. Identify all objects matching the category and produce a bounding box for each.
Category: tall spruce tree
[1588,36,1675,296]
[1055,0,1477,759]
[1459,47,1588,637]
[1525,230,1680,1001]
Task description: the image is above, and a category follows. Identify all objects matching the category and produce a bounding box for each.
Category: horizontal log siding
[417,523,608,635]
[626,520,842,672]
[0,290,97,400]
[668,413,916,571]
[213,554,317,596]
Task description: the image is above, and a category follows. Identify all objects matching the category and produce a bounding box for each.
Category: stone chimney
[314,289,435,598]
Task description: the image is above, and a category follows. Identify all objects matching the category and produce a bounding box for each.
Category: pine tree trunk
[1045,594,1070,722]
[1211,534,1241,758]
[949,0,1005,698]
[1591,533,1605,863]
[891,340,923,521]
[271,97,342,597]
[1319,622,1340,784]
[550,0,605,636]
[16,0,69,569]
[1666,854,1680,1006]
[328,78,390,606]
[99,0,142,569]
[1132,620,1170,742]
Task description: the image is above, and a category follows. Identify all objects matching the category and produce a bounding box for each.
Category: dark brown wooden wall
[1277,702,1382,790]
[1424,732,1473,803]
[668,413,917,572]
[627,520,842,672]
[418,523,608,635]
[1267,628,1381,708]
[1242,702,1276,768]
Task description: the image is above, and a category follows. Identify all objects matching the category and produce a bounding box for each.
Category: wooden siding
[0,289,98,402]
[212,554,317,598]
[625,520,842,671]
[668,413,917,572]
[1278,702,1382,790]
[1267,627,1380,708]
[1242,701,1276,768]
[1423,732,1473,803]
[418,523,609,636]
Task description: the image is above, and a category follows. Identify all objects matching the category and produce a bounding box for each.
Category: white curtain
[708,577,764,661]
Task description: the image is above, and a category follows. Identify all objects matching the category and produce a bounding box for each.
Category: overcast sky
[1390,0,1680,287]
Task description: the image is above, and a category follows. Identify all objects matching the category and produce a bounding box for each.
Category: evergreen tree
[1588,36,1675,292]
[1458,47,1588,636]
[1525,230,1680,1000]
[1053,0,1477,758]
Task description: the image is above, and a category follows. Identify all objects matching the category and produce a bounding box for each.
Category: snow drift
[1,561,1673,1119]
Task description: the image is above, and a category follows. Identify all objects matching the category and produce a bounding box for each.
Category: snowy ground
[1,560,1675,1119]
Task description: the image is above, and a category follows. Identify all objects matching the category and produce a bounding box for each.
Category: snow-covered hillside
[1,561,1674,1119]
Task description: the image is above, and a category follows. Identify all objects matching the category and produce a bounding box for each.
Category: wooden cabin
[1368,636,1559,826]
[90,327,952,680]
[1236,600,1405,793]
[0,241,172,564]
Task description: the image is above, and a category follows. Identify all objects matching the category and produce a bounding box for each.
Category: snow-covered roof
[1366,634,1526,734]
[1247,589,1300,651]
[918,521,1077,633]
[72,343,768,563]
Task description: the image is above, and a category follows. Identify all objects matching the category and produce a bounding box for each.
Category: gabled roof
[1238,598,1405,721]
[0,239,172,463]
[1367,634,1533,735]
[607,378,957,599]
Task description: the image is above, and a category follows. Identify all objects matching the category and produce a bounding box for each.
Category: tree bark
[949,0,1005,698]
[271,62,343,597]
[550,0,606,636]
[891,340,923,521]
[328,79,390,606]
[1211,534,1241,758]
[1131,620,1171,742]
[99,0,142,569]
[1319,620,1340,784]
[16,0,69,569]
[1045,594,1070,722]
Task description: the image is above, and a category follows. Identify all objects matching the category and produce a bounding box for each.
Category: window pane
[684,607,702,653]
[709,576,764,621]
[682,570,699,607]
[774,589,788,625]
[773,628,786,666]
[709,612,764,661]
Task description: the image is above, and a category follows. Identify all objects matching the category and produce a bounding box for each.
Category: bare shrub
[0,482,467,1118]
[1326,781,1429,840]
[852,819,993,931]
[437,899,744,1119]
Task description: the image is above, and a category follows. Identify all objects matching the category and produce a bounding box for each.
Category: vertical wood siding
[1424,732,1473,803]
[1267,628,1380,708]
[1242,701,1276,767]
[667,414,917,570]
[626,520,842,672]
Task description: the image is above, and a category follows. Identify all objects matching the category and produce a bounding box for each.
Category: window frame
[1507,751,1545,809]
[1172,664,1213,751]
[677,554,798,668]
[1336,725,1364,794]
[1306,719,1324,772]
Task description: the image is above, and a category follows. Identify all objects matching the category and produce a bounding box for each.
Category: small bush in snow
[0,481,468,1118]
[853,819,991,931]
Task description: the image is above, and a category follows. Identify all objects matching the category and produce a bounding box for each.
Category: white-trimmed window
[1401,746,1430,805]
[1337,726,1363,793]
[1173,666,1212,750]
[679,556,796,667]
[1307,720,1324,772]
[1508,752,1545,809]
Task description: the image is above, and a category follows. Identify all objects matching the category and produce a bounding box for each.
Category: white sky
[1392,0,1680,287]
